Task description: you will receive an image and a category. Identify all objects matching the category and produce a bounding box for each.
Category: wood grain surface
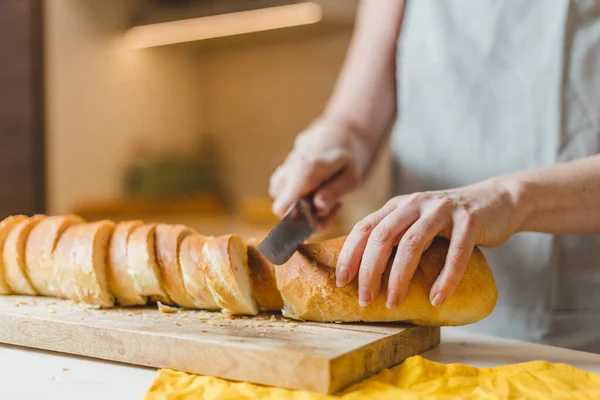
[0,296,440,393]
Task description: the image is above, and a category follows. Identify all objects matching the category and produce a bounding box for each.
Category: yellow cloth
[144,355,600,400]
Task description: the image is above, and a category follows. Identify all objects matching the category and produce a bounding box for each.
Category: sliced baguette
[127,223,173,305]
[276,236,498,326]
[155,224,197,308]
[203,234,259,315]
[107,220,147,306]
[53,220,116,307]
[246,238,283,311]
[4,214,45,295]
[25,214,86,297]
[0,215,28,294]
[179,234,220,310]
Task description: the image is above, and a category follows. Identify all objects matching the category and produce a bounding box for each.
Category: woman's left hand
[335,177,526,309]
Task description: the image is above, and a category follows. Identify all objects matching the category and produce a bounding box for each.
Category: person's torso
[392,0,600,352]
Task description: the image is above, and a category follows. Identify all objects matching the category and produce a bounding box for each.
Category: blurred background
[1,0,392,242]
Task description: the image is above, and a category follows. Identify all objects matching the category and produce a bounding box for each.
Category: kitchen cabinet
[0,0,45,218]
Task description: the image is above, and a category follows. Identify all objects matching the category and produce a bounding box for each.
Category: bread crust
[203,235,259,315]
[155,223,197,308]
[246,239,283,311]
[179,234,220,310]
[107,220,147,306]
[53,220,116,307]
[276,236,498,326]
[0,215,28,294]
[127,223,173,305]
[4,215,46,295]
[25,214,86,297]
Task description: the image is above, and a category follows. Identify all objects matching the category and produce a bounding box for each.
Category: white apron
[392,0,600,353]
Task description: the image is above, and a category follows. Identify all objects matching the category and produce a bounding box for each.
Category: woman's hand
[269,119,374,232]
[335,178,526,309]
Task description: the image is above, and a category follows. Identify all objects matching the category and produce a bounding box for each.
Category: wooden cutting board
[0,296,440,394]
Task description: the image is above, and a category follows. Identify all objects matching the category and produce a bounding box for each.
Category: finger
[272,155,348,218]
[357,206,420,307]
[385,209,450,309]
[313,170,357,217]
[335,201,398,288]
[429,220,476,307]
[269,165,286,199]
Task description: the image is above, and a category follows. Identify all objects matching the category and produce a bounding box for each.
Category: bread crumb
[173,321,181,326]
[201,330,208,333]
[62,368,69,372]
[127,313,134,317]
[158,302,179,314]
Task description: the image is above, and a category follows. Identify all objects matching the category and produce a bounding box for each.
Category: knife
[258,194,318,265]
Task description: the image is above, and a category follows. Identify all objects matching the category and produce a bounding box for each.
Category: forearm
[506,154,600,234]
[321,0,404,156]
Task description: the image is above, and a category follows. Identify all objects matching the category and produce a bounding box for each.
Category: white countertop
[2,327,599,399]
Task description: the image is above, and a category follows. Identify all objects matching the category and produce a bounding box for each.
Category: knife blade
[258,195,318,265]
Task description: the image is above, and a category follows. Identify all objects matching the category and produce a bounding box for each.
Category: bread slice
[275,236,498,326]
[127,223,173,305]
[107,220,147,306]
[246,238,283,311]
[203,234,259,315]
[4,214,46,295]
[179,234,220,310]
[0,215,28,294]
[53,220,116,307]
[154,224,197,308]
[0,215,27,295]
[25,214,86,297]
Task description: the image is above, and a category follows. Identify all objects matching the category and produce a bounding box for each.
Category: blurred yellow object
[144,355,600,399]
[71,194,225,221]
[239,197,280,226]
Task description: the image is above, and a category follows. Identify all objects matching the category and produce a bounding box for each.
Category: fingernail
[431,292,445,307]
[359,286,371,307]
[336,266,348,287]
[386,290,399,309]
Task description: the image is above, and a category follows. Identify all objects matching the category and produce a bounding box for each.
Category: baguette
[53,220,116,307]
[127,223,173,305]
[0,215,28,294]
[179,234,220,310]
[246,239,283,311]
[0,212,499,327]
[25,214,85,297]
[203,235,259,315]
[3,214,45,295]
[155,224,196,308]
[107,220,147,306]
[276,236,497,326]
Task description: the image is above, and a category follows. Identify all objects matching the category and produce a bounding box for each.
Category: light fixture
[124,2,323,49]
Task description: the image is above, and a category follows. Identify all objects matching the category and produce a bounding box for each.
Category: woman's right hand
[269,118,374,232]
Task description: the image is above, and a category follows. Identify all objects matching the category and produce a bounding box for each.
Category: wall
[44,0,205,214]
[44,1,391,229]
[199,30,392,229]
